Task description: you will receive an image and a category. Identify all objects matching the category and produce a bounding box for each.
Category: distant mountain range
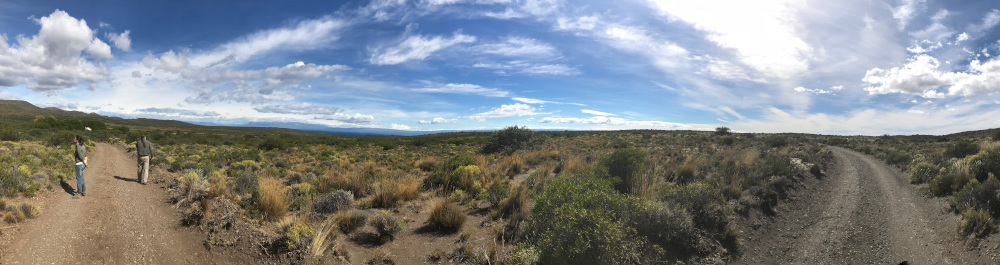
[0,100,495,136]
[193,121,488,136]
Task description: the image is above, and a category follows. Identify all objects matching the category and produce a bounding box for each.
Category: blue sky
[2,0,1000,135]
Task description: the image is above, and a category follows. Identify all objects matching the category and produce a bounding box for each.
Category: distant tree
[481,126,535,154]
[714,126,731,136]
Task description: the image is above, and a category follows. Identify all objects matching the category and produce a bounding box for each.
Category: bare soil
[0,143,245,264]
[733,146,1000,264]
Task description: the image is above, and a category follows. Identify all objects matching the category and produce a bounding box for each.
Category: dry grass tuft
[373,177,419,208]
[366,247,395,265]
[501,153,526,177]
[19,202,40,219]
[310,219,338,256]
[414,157,438,172]
[493,185,529,222]
[428,199,467,232]
[369,210,403,242]
[335,210,368,234]
[255,177,288,222]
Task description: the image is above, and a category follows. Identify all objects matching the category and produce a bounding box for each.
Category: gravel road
[735,146,995,264]
[0,143,236,264]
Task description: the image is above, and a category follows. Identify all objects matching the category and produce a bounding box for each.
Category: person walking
[136,134,153,184]
[73,135,88,196]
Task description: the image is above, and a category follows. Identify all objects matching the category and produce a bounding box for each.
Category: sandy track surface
[0,143,233,264]
[735,146,994,264]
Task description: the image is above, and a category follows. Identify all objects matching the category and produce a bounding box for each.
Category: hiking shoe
[81,192,86,196]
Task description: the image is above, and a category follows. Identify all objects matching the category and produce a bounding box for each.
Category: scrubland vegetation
[1,113,835,263]
[831,130,1000,245]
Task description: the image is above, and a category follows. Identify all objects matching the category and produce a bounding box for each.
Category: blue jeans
[75,163,86,194]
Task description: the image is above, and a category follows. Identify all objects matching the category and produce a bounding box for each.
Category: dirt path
[735,146,994,264]
[0,143,233,264]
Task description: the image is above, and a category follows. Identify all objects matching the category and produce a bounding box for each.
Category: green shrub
[763,135,788,148]
[930,173,955,196]
[910,162,938,184]
[369,211,403,242]
[443,154,477,172]
[427,199,466,232]
[287,183,316,211]
[951,180,1000,219]
[283,223,315,250]
[947,140,979,159]
[484,182,510,208]
[632,201,698,257]
[883,149,913,166]
[958,208,993,239]
[968,149,1000,182]
[718,136,736,146]
[524,177,662,264]
[600,148,646,194]
[481,126,535,155]
[714,126,731,136]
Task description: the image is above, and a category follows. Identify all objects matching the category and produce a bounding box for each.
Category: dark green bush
[958,208,994,239]
[484,182,511,208]
[968,149,1000,182]
[524,177,662,264]
[951,180,1000,219]
[714,126,731,136]
[883,149,913,166]
[910,162,938,184]
[763,135,788,148]
[443,154,477,172]
[481,126,535,155]
[600,148,646,194]
[946,140,979,159]
[930,173,955,196]
[718,136,735,146]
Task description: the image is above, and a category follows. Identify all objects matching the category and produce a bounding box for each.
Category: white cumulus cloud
[105,30,131,51]
[0,10,112,92]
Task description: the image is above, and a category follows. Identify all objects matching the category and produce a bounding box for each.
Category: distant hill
[0,100,485,136]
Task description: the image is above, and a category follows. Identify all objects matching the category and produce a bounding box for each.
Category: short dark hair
[75,135,83,142]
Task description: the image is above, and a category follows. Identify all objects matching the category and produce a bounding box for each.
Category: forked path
[736,146,992,264]
[0,143,232,264]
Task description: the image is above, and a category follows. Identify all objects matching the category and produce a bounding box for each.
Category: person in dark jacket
[136,134,153,184]
[73,135,88,196]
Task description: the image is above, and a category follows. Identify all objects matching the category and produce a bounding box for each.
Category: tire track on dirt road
[0,143,238,264]
[736,146,992,264]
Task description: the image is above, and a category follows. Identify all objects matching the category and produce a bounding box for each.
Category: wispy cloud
[469,103,549,121]
[580,109,614,116]
[414,83,509,97]
[370,31,476,65]
[418,117,459,124]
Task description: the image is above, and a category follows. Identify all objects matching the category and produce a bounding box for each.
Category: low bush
[369,211,403,242]
[930,172,955,196]
[283,223,315,251]
[372,178,419,208]
[968,149,1000,182]
[427,199,466,232]
[481,126,535,155]
[523,177,662,264]
[313,190,354,214]
[18,202,40,219]
[493,184,528,222]
[909,162,938,184]
[600,148,646,194]
[958,208,994,239]
[254,177,287,222]
[365,247,395,265]
[335,210,367,234]
[947,140,979,159]
[883,149,913,166]
[951,180,1000,219]
[287,183,316,211]
[484,182,510,208]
